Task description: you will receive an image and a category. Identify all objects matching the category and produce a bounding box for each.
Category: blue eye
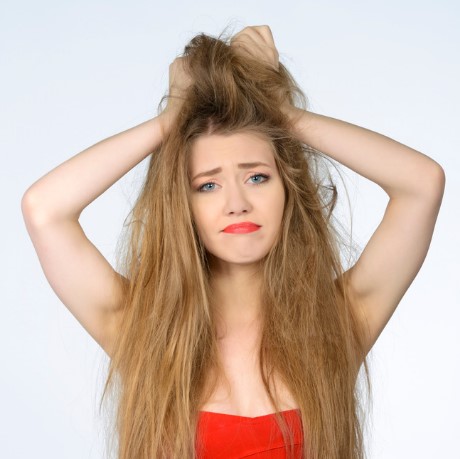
[198,182,217,192]
[197,173,270,192]
[249,174,269,184]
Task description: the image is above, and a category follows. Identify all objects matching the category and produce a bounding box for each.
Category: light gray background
[2,1,459,458]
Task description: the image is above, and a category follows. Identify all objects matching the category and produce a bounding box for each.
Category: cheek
[191,202,211,236]
[272,184,286,216]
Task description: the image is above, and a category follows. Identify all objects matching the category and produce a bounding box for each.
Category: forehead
[188,131,276,170]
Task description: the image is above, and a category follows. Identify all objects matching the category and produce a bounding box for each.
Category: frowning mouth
[222,222,261,234]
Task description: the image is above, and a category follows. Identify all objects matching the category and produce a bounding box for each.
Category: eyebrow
[191,162,272,182]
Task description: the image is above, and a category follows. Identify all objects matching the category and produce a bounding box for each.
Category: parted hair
[100,25,372,459]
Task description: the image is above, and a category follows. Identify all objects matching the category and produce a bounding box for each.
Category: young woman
[21,25,445,459]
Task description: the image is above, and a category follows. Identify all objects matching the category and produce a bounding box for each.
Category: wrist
[282,105,305,133]
[157,111,173,139]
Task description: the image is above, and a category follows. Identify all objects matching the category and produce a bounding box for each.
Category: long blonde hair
[100,26,372,459]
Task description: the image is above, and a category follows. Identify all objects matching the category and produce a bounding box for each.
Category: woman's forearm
[22,115,167,223]
[286,107,444,199]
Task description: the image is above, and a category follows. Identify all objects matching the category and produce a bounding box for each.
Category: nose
[224,181,252,215]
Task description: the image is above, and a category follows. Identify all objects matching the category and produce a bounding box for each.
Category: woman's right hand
[158,56,193,137]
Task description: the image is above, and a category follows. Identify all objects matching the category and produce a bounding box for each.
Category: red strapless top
[195,409,303,458]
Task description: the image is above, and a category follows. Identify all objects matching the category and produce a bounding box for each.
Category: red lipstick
[223,222,261,234]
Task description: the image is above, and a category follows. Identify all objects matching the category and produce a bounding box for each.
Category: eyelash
[196,173,270,192]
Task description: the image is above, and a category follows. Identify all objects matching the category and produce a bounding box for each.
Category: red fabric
[195,409,303,458]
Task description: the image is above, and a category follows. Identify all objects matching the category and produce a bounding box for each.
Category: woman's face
[188,131,285,270]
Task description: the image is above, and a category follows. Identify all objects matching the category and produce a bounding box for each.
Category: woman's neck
[209,264,263,332]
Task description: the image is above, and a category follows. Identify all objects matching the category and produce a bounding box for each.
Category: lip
[222,222,261,234]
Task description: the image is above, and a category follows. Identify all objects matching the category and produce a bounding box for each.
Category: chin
[207,249,270,267]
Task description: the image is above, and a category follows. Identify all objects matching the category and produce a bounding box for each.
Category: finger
[232,26,277,61]
[231,26,260,45]
[230,33,258,56]
[236,25,274,48]
[230,26,279,70]
[251,26,279,68]
[248,26,277,63]
[253,25,276,48]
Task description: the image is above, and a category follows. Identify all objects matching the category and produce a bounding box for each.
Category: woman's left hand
[230,25,299,120]
[230,25,279,71]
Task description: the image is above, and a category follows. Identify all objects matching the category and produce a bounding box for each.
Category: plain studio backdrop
[2,1,458,458]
